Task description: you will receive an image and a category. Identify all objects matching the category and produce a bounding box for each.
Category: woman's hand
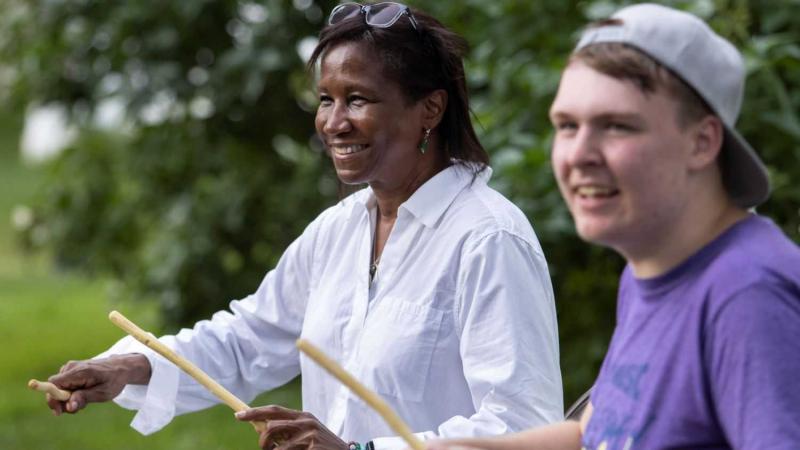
[236,404,349,450]
[46,353,151,415]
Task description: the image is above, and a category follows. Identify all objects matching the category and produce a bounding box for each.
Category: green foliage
[2,0,340,325]
[0,112,302,449]
[2,0,798,406]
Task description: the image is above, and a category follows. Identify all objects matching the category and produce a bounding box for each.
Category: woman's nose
[320,103,352,136]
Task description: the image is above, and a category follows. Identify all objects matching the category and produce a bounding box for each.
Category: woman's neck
[371,147,449,218]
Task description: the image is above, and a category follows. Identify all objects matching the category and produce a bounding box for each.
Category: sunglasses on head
[328,2,418,31]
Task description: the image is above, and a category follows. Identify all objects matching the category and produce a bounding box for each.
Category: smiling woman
[315,41,434,189]
[41,3,563,450]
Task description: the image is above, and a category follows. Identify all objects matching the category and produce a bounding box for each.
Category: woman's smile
[329,143,370,156]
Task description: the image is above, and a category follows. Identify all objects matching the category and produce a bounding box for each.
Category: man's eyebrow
[548,110,572,121]
[591,112,642,122]
[549,110,643,121]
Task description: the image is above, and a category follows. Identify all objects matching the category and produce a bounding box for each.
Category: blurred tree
[1,0,341,325]
[1,0,797,404]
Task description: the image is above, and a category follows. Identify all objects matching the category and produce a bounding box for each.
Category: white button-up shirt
[101,165,563,449]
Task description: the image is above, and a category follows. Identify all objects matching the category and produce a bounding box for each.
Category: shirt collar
[346,164,492,227]
[400,164,492,228]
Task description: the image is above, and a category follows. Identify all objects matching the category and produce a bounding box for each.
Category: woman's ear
[421,89,447,129]
[688,114,724,171]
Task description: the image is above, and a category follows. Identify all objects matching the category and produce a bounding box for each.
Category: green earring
[418,128,431,154]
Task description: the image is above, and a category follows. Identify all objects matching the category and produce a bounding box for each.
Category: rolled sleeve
[92,213,321,434]
[96,336,181,435]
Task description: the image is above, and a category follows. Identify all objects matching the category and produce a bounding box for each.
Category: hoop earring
[418,128,431,154]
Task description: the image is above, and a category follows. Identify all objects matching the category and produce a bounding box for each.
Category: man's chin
[574,221,618,247]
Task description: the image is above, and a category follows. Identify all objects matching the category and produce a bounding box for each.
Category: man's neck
[626,200,749,279]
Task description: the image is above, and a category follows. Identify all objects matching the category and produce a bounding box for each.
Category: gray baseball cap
[575,3,770,208]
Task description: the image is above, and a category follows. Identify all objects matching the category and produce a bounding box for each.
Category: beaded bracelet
[348,440,375,450]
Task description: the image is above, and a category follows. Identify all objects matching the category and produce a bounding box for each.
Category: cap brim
[720,126,770,209]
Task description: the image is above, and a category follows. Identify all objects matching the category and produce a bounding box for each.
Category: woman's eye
[319,95,333,105]
[348,96,368,107]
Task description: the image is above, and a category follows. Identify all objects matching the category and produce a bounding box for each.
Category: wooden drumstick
[108,310,266,433]
[28,379,71,401]
[296,339,425,450]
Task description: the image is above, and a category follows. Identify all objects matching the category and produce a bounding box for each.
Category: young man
[426,3,800,450]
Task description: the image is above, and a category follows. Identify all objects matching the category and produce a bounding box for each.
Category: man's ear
[421,89,447,129]
[688,115,724,171]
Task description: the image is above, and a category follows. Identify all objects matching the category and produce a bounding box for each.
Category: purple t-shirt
[583,215,800,449]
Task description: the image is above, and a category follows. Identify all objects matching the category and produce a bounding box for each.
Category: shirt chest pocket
[356,297,445,402]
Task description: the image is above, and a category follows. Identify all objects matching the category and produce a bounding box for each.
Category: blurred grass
[0,110,300,449]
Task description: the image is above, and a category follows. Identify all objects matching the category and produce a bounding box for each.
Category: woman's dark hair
[308,4,489,171]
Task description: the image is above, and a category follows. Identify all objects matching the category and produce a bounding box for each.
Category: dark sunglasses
[328,2,418,31]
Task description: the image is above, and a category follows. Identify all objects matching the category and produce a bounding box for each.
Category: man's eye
[607,122,634,132]
[555,122,577,132]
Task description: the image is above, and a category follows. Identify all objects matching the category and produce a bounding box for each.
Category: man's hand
[416,416,588,450]
[425,443,485,450]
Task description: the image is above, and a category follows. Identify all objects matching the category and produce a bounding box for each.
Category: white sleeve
[372,231,564,450]
[97,215,323,435]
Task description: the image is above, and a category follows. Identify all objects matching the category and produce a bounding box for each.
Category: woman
[45,3,563,449]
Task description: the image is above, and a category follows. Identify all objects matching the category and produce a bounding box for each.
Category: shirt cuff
[95,335,181,435]
[371,431,436,450]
